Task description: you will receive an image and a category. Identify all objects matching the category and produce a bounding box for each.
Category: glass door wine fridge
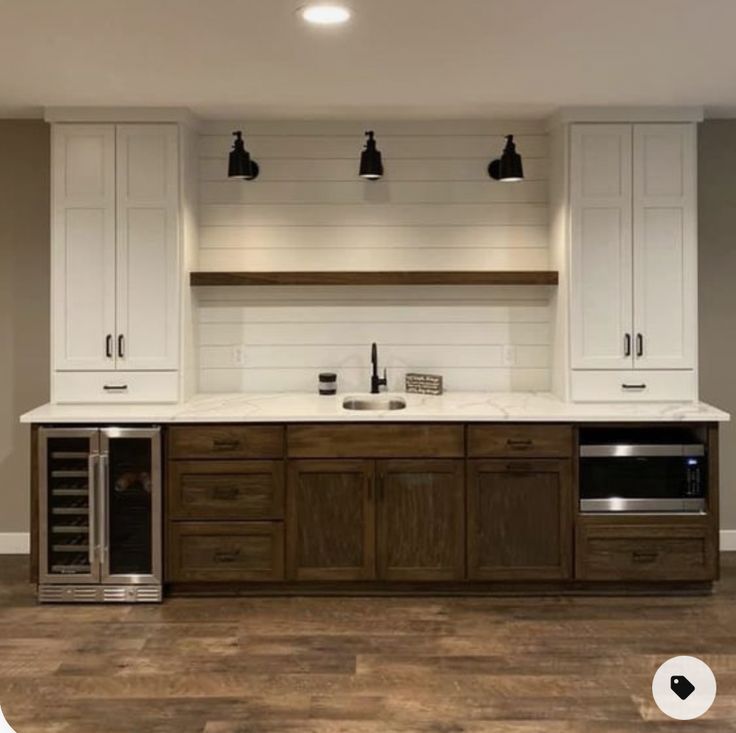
[38,427,162,602]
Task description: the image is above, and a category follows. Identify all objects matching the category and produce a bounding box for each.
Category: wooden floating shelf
[190,271,559,287]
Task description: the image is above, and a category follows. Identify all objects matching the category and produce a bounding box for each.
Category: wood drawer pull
[632,550,659,564]
[507,439,533,449]
[212,439,241,450]
[212,487,240,501]
[213,550,240,563]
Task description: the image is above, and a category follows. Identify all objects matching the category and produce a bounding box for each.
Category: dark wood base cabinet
[35,420,712,596]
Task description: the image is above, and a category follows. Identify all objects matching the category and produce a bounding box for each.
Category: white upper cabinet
[53,125,116,371]
[52,122,181,387]
[570,125,633,370]
[115,125,180,370]
[632,124,697,369]
[569,122,697,382]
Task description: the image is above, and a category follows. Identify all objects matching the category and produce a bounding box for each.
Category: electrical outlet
[502,345,516,367]
[232,345,247,367]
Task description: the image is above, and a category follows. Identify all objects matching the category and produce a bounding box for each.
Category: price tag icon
[671,675,695,701]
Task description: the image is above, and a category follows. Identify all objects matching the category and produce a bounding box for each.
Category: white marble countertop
[19,392,730,424]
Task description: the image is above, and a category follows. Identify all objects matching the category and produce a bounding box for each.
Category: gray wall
[0,120,50,534]
[0,119,734,538]
[699,120,736,533]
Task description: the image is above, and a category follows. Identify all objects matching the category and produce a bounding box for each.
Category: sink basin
[342,396,407,411]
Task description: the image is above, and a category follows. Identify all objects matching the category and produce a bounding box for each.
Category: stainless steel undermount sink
[342,396,407,411]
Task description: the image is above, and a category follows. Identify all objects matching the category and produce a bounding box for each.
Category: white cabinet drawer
[571,370,696,403]
[53,371,179,404]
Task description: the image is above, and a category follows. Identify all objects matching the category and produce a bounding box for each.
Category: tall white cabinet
[563,119,698,402]
[51,121,186,403]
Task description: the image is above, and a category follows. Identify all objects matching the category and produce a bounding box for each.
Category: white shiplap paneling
[197,285,551,393]
[196,121,551,393]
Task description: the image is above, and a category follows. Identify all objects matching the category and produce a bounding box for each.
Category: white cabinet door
[52,125,117,371]
[115,125,180,370]
[570,125,634,369]
[632,124,697,370]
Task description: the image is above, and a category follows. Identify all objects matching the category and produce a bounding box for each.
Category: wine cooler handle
[88,453,97,566]
[98,452,109,571]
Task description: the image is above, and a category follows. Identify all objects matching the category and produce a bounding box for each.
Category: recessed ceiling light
[299,3,352,26]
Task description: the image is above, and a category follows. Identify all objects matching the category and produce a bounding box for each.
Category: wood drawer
[576,520,716,581]
[468,425,573,458]
[168,461,284,520]
[168,522,284,582]
[571,369,697,402]
[53,370,179,403]
[169,425,284,460]
[287,424,464,458]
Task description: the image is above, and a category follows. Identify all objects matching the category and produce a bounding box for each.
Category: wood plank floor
[1,556,736,732]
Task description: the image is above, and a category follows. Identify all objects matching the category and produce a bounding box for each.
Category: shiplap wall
[196,120,551,393]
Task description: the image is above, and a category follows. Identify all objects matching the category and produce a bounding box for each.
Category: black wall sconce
[359,130,384,180]
[488,134,524,182]
[228,131,260,180]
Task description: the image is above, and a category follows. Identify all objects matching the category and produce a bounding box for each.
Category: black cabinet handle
[632,550,658,564]
[212,487,239,501]
[103,384,128,392]
[624,333,632,357]
[622,383,647,391]
[636,333,644,358]
[105,334,113,359]
[117,334,125,359]
[212,439,241,451]
[213,550,240,563]
[505,462,535,472]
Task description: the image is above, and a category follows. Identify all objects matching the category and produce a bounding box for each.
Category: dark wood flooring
[1,555,736,732]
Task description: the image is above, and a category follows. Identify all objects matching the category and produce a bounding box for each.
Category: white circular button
[652,656,716,720]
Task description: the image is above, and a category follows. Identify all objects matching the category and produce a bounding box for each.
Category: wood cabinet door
[52,124,117,371]
[376,459,465,581]
[632,123,697,370]
[468,459,572,580]
[570,124,634,370]
[287,460,375,581]
[115,124,180,370]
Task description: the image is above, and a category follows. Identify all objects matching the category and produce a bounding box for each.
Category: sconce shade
[359,130,384,180]
[228,131,260,180]
[488,134,524,182]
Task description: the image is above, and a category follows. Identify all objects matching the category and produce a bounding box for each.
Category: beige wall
[0,120,50,534]
[699,120,736,532]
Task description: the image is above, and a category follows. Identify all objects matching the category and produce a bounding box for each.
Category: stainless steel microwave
[580,443,706,513]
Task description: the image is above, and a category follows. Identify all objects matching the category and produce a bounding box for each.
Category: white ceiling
[2,0,736,119]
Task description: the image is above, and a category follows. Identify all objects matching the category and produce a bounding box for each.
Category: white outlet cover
[232,345,247,367]
[502,345,517,366]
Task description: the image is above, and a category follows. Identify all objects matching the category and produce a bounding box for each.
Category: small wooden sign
[405,373,443,396]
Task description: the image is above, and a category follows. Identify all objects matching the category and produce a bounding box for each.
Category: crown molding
[44,106,201,129]
[547,106,704,129]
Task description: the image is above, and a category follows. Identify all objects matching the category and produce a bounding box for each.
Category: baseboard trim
[0,533,30,554]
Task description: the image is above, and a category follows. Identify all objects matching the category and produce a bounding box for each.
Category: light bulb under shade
[300,4,352,25]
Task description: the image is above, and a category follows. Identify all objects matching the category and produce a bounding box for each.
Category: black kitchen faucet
[370,342,387,394]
